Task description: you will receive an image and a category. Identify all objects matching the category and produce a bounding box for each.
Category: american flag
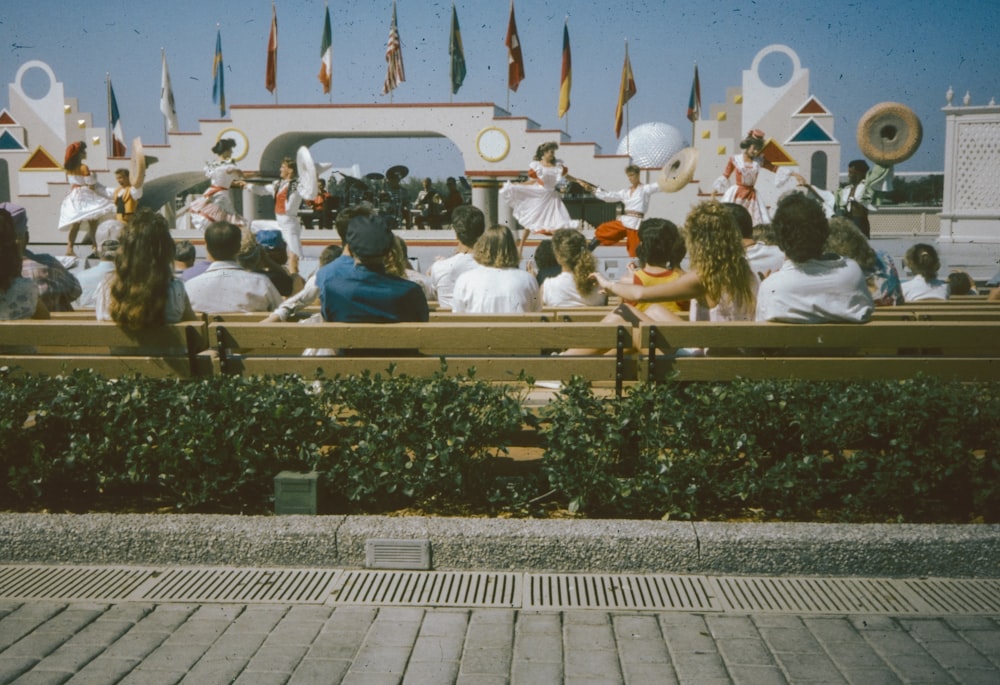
[382,2,405,96]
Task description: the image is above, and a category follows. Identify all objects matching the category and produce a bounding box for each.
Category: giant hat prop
[130,137,147,188]
[658,147,699,193]
[296,146,330,200]
[857,102,922,166]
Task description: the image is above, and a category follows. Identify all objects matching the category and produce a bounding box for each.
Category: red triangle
[761,140,796,166]
[22,147,62,170]
[0,110,17,126]
[797,98,827,115]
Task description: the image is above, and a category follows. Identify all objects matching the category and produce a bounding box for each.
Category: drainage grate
[713,576,921,614]
[0,565,155,601]
[903,578,1000,614]
[366,539,432,570]
[330,570,520,607]
[137,568,339,603]
[525,573,721,611]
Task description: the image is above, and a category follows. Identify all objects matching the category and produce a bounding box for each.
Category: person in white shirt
[452,225,540,313]
[248,157,304,275]
[756,193,873,323]
[429,205,485,309]
[724,203,785,280]
[902,243,950,301]
[586,164,661,257]
[185,221,282,314]
[541,229,607,307]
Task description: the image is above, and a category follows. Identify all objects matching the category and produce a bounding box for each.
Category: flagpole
[105,73,112,159]
[691,61,697,145]
[161,49,168,143]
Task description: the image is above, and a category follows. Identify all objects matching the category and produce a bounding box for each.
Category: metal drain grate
[0,565,155,601]
[713,576,921,614]
[331,570,520,607]
[903,578,1000,614]
[137,568,339,603]
[525,573,721,611]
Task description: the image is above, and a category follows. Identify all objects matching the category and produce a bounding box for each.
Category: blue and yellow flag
[449,4,466,95]
[212,29,226,116]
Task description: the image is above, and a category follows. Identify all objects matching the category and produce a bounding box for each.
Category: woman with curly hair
[452,224,540,313]
[593,201,757,322]
[0,208,48,320]
[58,141,115,256]
[541,228,606,307]
[95,208,196,328]
[386,235,436,301]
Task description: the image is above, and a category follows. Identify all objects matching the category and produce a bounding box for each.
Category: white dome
[616,122,686,168]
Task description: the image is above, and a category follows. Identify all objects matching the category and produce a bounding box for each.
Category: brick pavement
[1,600,998,684]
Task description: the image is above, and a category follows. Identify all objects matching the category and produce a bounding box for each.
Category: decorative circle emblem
[217,127,249,162]
[476,127,510,163]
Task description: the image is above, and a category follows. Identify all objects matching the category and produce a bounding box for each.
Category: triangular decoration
[789,119,834,143]
[21,146,62,170]
[761,139,797,166]
[796,97,829,116]
[0,109,17,126]
[0,130,26,151]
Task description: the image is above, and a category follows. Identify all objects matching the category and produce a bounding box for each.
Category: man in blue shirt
[317,214,429,323]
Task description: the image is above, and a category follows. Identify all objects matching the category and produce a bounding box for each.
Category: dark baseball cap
[346,215,393,259]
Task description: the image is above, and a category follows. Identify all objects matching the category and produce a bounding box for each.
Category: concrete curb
[1,513,998,577]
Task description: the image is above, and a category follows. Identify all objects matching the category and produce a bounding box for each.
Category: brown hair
[551,229,597,295]
[109,209,177,330]
[473,225,520,268]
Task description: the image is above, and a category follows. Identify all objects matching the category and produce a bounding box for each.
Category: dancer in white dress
[248,157,304,274]
[499,141,579,254]
[186,138,246,232]
[58,142,115,256]
[713,129,804,225]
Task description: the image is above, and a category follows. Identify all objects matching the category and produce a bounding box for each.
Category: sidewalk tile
[289,657,352,684]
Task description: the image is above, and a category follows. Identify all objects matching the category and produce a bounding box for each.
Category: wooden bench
[0,320,210,378]
[207,320,637,395]
[637,321,1000,382]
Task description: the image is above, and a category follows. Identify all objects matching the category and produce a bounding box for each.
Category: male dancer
[112,168,142,223]
[585,164,660,257]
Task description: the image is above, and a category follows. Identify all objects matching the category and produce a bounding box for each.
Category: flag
[557,20,571,118]
[614,45,636,138]
[382,1,405,95]
[687,64,701,122]
[212,29,226,116]
[505,0,525,92]
[318,4,333,93]
[160,50,179,132]
[108,78,126,157]
[449,4,466,95]
[266,4,278,94]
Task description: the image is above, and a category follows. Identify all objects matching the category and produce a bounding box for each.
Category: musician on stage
[584,164,661,257]
[303,178,336,230]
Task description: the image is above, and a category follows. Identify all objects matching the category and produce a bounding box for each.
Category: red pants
[594,220,639,257]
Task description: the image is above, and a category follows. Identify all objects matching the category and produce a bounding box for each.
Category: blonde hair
[551,228,597,295]
[826,217,876,272]
[684,202,756,312]
[473,225,520,269]
[386,235,410,277]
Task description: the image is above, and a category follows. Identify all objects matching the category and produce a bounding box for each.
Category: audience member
[947,270,978,296]
[264,244,343,323]
[185,221,282,313]
[620,218,687,315]
[443,176,465,221]
[825,216,903,306]
[902,243,949,302]
[756,193,873,322]
[173,240,197,274]
[726,202,784,280]
[0,207,48,320]
[1,202,81,311]
[387,235,436,301]
[250,229,304,297]
[452,225,540,313]
[541,228,607,307]
[429,204,486,309]
[317,215,429,323]
[529,239,561,287]
[95,208,196,327]
[75,226,121,310]
[593,202,757,323]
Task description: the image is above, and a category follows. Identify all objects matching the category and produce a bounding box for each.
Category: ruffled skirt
[58,186,115,230]
[500,181,575,234]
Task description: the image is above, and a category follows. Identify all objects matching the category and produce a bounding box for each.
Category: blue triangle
[0,130,26,150]
[790,120,832,143]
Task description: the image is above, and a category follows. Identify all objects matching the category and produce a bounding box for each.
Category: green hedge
[1,367,997,522]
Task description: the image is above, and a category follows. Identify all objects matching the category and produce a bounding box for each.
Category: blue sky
[3,0,999,179]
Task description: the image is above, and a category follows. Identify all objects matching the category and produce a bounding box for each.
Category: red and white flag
[505,0,525,92]
[382,1,405,95]
[108,77,126,157]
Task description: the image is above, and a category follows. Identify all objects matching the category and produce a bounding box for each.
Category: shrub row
[1,367,997,522]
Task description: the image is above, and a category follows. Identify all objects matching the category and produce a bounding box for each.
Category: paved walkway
[2,598,999,684]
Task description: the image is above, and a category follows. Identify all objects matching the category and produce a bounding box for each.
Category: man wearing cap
[184,221,282,314]
[1,202,82,311]
[316,215,428,323]
[73,220,124,309]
